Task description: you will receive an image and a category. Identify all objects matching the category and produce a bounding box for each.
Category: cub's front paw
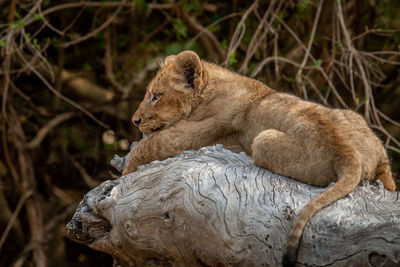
[122,162,137,176]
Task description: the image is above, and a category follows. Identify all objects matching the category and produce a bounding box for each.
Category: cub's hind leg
[251,129,334,186]
[375,158,396,191]
[252,129,283,160]
[251,129,293,177]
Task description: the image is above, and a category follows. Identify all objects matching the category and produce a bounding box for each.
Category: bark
[66,145,400,267]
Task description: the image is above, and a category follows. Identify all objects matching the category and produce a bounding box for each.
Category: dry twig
[28,112,76,149]
[0,191,33,254]
[223,0,259,67]
[295,0,324,99]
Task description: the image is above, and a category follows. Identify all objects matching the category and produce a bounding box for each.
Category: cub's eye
[151,93,162,102]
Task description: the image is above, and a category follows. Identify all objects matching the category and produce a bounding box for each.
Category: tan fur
[123,51,396,266]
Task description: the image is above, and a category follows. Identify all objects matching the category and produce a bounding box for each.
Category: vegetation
[0,0,399,265]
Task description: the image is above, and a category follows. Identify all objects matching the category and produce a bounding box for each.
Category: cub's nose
[133,118,142,126]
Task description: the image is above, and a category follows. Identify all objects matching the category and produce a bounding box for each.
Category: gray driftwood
[66,145,400,266]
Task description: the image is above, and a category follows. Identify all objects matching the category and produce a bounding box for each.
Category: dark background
[0,0,399,266]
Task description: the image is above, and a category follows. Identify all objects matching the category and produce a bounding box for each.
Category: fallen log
[66,145,400,266]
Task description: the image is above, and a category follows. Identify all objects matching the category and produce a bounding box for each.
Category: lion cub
[123,51,396,266]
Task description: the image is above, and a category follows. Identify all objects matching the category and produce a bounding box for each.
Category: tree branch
[67,145,400,267]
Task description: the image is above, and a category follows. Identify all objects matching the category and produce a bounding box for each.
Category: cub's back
[293,101,386,181]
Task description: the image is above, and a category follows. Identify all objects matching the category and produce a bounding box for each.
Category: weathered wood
[66,145,400,266]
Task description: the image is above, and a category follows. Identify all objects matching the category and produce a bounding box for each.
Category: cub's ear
[163,55,176,65]
[175,51,203,90]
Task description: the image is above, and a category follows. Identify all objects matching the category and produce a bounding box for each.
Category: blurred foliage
[0,0,399,266]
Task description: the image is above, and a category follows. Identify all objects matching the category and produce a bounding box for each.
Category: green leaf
[135,0,147,10]
[33,38,40,49]
[183,0,200,12]
[48,150,59,162]
[14,11,22,19]
[282,75,293,83]
[220,39,228,49]
[273,11,285,29]
[172,18,187,39]
[298,0,312,13]
[314,59,322,68]
[361,96,369,105]
[50,37,60,47]
[18,20,25,28]
[34,13,42,21]
[228,51,237,66]
[295,73,302,82]
[335,40,342,48]
[83,62,91,71]
[11,20,25,29]
[0,40,5,47]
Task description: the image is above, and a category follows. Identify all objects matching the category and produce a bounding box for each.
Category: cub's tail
[282,158,362,267]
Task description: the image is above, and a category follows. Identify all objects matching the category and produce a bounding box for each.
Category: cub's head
[132,51,206,135]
